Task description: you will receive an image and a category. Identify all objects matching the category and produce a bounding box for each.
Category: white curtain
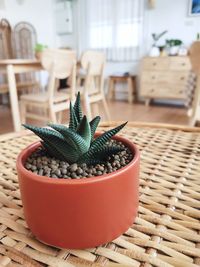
[83,0,144,62]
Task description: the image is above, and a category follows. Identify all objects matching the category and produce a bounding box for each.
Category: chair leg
[20,101,26,124]
[107,78,115,100]
[102,97,111,121]
[49,108,57,123]
[57,111,63,123]
[83,94,92,120]
[92,103,99,117]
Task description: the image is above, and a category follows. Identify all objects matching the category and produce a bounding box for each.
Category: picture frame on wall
[189,0,200,16]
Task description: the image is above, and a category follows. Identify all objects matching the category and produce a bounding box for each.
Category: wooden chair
[0,19,13,99]
[189,41,200,75]
[13,22,39,94]
[0,20,39,103]
[188,42,200,126]
[20,49,76,124]
[78,51,110,120]
[189,74,200,126]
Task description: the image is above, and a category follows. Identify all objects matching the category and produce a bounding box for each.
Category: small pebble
[61,168,67,175]
[69,163,78,172]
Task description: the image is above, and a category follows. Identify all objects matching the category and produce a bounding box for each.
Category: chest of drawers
[140,57,191,104]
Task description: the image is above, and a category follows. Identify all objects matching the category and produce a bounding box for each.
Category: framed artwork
[189,0,200,16]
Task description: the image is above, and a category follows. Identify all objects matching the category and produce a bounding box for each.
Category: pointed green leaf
[73,92,83,122]
[69,102,78,131]
[90,122,127,152]
[90,116,101,140]
[48,123,88,154]
[42,141,66,160]
[23,124,79,163]
[76,115,91,148]
[79,145,123,164]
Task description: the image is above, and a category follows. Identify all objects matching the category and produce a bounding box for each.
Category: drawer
[141,71,189,85]
[140,83,186,99]
[169,84,187,99]
[140,84,170,97]
[168,72,189,85]
[142,58,170,70]
[169,57,191,70]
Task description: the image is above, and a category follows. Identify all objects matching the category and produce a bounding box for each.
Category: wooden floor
[0,100,191,135]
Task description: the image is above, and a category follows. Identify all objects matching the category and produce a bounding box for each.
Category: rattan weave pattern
[0,123,200,267]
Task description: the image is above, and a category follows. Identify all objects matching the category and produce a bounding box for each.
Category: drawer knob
[182,63,186,66]
[151,88,154,92]
[152,76,155,79]
[179,90,183,93]
[153,62,157,66]
[180,77,184,80]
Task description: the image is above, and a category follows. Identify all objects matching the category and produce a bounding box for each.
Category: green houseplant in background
[149,30,168,57]
[16,93,140,249]
[34,43,48,60]
[166,39,183,56]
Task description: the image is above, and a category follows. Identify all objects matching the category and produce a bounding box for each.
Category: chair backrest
[189,41,200,75]
[0,19,12,89]
[13,22,37,84]
[0,19,12,59]
[13,21,37,59]
[41,49,77,101]
[80,50,106,95]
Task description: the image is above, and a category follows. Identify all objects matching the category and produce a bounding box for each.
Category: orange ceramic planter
[16,134,140,249]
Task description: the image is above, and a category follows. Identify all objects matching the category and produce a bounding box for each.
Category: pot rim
[16,134,140,185]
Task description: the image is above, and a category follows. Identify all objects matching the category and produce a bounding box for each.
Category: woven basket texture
[0,123,200,267]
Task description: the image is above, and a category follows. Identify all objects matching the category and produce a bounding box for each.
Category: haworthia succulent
[23,93,128,165]
[90,122,128,151]
[73,92,83,123]
[48,124,88,153]
[76,115,91,148]
[90,116,101,140]
[69,102,78,131]
[78,146,123,164]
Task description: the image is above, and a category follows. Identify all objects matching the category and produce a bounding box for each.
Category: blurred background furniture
[0,59,42,132]
[140,56,191,105]
[107,74,136,103]
[189,41,200,75]
[0,19,40,106]
[0,19,13,102]
[13,21,39,94]
[78,50,110,120]
[20,49,76,124]
[189,74,200,126]
[188,42,200,126]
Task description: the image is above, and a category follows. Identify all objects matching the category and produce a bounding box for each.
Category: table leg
[127,77,134,104]
[7,64,21,132]
[107,78,115,100]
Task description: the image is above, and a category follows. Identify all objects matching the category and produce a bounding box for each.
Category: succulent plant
[23,92,127,165]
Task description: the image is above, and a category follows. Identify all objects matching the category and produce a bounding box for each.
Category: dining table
[0,121,200,267]
[0,59,42,132]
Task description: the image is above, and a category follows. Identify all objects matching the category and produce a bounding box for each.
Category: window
[85,0,143,61]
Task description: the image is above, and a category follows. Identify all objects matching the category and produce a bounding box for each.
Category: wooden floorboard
[0,100,190,134]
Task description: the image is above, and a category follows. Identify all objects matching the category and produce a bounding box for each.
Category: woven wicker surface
[0,122,200,267]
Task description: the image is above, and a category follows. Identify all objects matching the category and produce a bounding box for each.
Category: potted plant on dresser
[16,93,140,249]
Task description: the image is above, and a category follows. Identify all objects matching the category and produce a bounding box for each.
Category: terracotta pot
[16,134,140,249]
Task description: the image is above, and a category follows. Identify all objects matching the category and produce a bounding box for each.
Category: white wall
[145,0,200,50]
[0,0,55,47]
